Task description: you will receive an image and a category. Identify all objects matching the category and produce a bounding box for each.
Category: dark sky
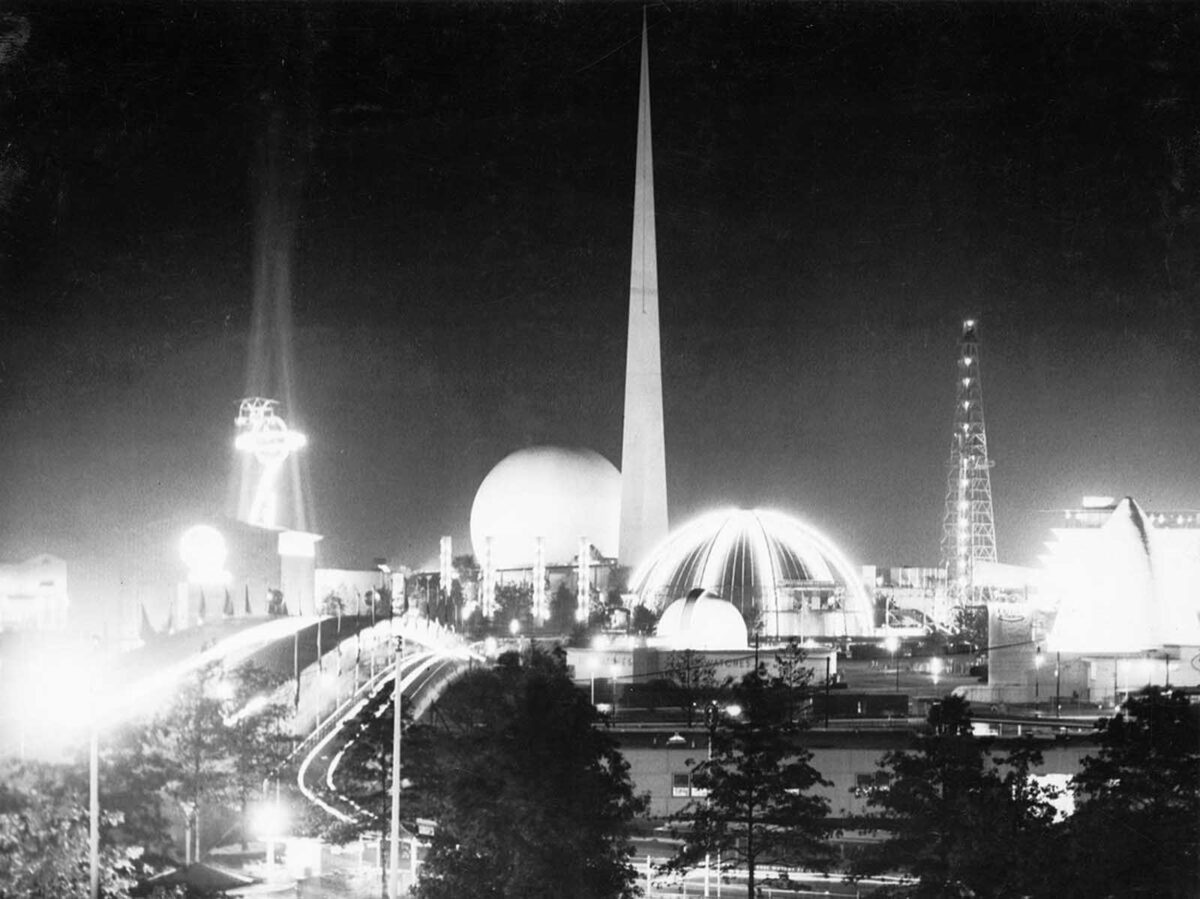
[3,2,1200,598]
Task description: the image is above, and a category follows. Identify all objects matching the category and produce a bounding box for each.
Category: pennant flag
[139,603,157,642]
[222,588,234,618]
[244,584,252,616]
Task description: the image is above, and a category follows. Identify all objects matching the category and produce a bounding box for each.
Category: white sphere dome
[470,446,621,569]
[656,588,749,650]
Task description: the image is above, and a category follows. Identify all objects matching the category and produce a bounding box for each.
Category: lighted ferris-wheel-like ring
[234,397,307,466]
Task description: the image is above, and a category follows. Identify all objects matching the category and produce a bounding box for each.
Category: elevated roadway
[295,647,470,824]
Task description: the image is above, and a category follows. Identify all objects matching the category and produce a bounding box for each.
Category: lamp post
[1055,651,1062,717]
[610,663,620,721]
[884,635,900,692]
[388,621,405,899]
[87,634,102,899]
[89,713,99,899]
[1034,645,1043,714]
[666,731,686,815]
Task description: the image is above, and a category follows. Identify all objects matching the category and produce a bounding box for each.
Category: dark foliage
[669,660,835,899]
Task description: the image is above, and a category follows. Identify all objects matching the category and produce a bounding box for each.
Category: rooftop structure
[630,508,873,639]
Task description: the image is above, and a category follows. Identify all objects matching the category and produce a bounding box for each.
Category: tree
[220,662,293,849]
[494,582,532,626]
[629,603,657,635]
[406,648,646,899]
[1052,687,1200,899]
[153,663,234,861]
[320,592,345,616]
[150,661,294,861]
[97,721,177,857]
[665,649,718,726]
[668,663,835,899]
[452,554,480,600]
[773,639,814,724]
[949,606,986,652]
[854,696,1060,898]
[548,580,577,632]
[0,758,141,899]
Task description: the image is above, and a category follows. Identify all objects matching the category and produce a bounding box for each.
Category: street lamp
[388,619,405,899]
[610,662,621,720]
[883,635,900,692]
[1054,651,1062,717]
[588,655,599,706]
[1034,645,1043,713]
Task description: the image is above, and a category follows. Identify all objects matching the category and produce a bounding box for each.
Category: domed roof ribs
[751,510,783,637]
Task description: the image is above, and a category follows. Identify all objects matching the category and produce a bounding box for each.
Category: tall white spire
[619,13,669,571]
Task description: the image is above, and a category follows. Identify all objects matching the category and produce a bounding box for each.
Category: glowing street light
[251,792,289,878]
[883,635,900,692]
[180,525,230,585]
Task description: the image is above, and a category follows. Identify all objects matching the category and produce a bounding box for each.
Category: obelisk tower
[619,15,669,571]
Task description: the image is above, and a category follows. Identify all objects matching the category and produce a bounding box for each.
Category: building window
[672,773,690,798]
[852,771,890,797]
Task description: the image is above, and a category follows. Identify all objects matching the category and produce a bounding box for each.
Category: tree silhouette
[668,662,835,899]
[854,696,1060,898]
[1053,687,1200,899]
[407,648,645,899]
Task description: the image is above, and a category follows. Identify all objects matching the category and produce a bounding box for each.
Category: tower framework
[941,319,997,604]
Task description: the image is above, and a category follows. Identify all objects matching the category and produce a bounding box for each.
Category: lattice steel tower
[941,318,997,604]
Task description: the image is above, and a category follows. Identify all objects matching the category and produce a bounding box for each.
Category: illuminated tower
[941,318,997,604]
[618,14,669,570]
[231,106,313,536]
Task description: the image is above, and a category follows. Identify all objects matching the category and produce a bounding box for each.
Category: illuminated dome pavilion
[470,445,621,569]
[631,508,873,640]
[656,588,749,650]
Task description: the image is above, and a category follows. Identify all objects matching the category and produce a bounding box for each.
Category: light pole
[89,713,99,899]
[1034,645,1043,714]
[1055,651,1062,717]
[884,635,900,692]
[388,622,405,899]
[87,634,101,899]
[611,662,620,720]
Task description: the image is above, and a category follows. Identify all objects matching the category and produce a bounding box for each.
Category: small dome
[470,446,620,569]
[656,588,748,650]
[632,508,873,639]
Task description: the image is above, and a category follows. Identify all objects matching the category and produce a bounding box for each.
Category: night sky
[3,2,1200,610]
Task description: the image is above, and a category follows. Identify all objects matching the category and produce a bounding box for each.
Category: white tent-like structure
[1043,497,1200,654]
